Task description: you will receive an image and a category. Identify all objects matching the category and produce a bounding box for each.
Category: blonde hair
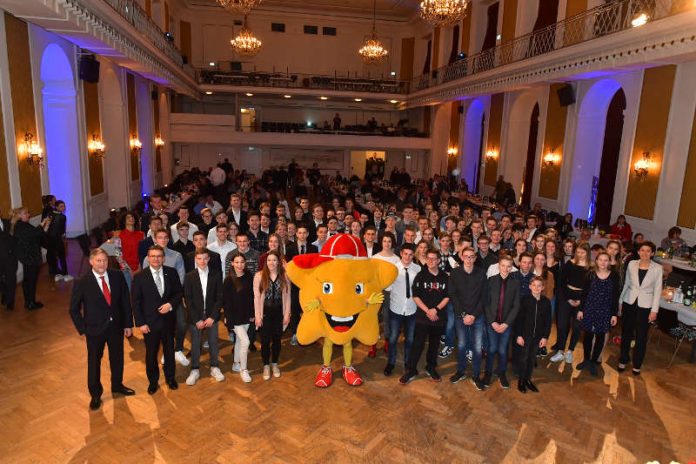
[10,207,28,235]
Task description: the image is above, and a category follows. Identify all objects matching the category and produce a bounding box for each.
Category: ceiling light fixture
[354,98,363,102]
[205,91,213,95]
[246,92,254,96]
[419,0,470,27]
[389,100,399,104]
[320,96,328,100]
[231,15,262,56]
[359,0,388,64]
[217,0,261,14]
[284,95,292,99]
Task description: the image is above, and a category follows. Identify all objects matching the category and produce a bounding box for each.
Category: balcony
[408,0,696,105]
[197,67,409,96]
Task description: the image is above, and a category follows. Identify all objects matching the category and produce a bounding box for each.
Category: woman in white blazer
[618,241,663,375]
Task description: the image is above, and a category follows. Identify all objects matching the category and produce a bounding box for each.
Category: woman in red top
[610,214,632,244]
[119,212,144,271]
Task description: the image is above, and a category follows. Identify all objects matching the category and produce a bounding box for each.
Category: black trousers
[174,303,187,352]
[554,297,581,351]
[21,263,40,305]
[86,322,124,399]
[0,255,17,307]
[407,323,444,373]
[620,302,651,369]
[289,285,302,335]
[583,330,606,363]
[46,236,67,275]
[516,337,540,381]
[260,305,283,365]
[144,327,175,385]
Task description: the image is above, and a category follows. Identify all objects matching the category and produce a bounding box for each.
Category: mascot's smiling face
[285,235,397,346]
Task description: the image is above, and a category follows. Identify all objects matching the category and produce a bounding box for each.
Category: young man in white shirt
[170,206,199,243]
[206,223,236,279]
[384,243,420,376]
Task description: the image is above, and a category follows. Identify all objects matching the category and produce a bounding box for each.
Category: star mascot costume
[286,234,398,387]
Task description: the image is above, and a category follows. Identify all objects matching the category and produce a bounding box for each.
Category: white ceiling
[184,0,422,20]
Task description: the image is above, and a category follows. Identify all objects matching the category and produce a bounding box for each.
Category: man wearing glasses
[448,247,488,390]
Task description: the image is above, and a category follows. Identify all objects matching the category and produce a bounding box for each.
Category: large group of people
[2,159,691,411]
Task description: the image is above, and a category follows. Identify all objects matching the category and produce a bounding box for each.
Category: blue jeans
[387,312,416,366]
[486,325,512,375]
[455,316,484,376]
[444,303,455,348]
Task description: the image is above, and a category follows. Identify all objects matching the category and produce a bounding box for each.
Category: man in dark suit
[285,225,318,345]
[227,193,248,233]
[483,255,520,390]
[361,225,381,257]
[0,211,18,311]
[183,248,225,385]
[131,245,183,395]
[69,248,135,410]
[184,231,222,275]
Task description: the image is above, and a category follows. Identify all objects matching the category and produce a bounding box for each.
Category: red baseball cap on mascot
[292,233,367,269]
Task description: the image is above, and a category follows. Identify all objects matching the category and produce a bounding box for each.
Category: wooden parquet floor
[1,244,695,463]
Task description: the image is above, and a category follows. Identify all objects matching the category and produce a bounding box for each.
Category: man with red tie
[69,248,135,410]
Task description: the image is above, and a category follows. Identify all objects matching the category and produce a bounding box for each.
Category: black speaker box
[557,84,575,106]
[79,56,100,83]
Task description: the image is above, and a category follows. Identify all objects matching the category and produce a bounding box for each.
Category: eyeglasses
[463,255,476,259]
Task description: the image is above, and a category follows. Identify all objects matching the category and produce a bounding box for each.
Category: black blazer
[184,268,223,324]
[362,241,382,257]
[12,221,44,265]
[184,249,222,275]
[228,209,248,232]
[69,269,133,336]
[0,219,15,260]
[484,275,521,327]
[285,242,318,261]
[131,265,183,332]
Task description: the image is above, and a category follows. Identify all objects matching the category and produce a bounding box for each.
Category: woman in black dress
[576,252,620,376]
[11,207,51,310]
[224,252,255,383]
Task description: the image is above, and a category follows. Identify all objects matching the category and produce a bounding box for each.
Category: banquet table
[660,297,696,363]
[655,256,696,273]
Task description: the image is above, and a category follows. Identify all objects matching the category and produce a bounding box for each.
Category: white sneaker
[550,350,565,363]
[565,350,574,364]
[203,340,209,349]
[175,350,190,367]
[240,369,252,383]
[210,367,225,382]
[186,369,200,385]
[263,365,271,380]
[291,334,298,346]
[62,274,74,282]
[231,362,241,372]
[54,275,63,282]
[271,363,281,378]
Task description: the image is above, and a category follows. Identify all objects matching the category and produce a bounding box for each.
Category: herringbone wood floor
[0,244,695,463]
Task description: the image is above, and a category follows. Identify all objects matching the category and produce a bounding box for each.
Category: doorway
[521,103,540,207]
[595,89,626,227]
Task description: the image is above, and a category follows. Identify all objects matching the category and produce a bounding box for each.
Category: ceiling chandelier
[419,0,470,27]
[217,0,261,14]
[359,0,388,64]
[231,16,262,56]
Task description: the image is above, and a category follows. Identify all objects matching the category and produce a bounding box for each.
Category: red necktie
[100,276,112,306]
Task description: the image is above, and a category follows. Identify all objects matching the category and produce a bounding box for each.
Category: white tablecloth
[655,257,696,273]
[660,298,696,326]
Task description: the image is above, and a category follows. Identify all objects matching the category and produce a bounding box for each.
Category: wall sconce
[154,136,165,148]
[130,136,142,153]
[543,151,560,167]
[485,149,498,163]
[631,12,649,27]
[633,151,652,179]
[88,134,106,159]
[23,132,44,167]
[447,147,458,157]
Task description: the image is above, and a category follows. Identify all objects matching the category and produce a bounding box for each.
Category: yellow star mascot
[286,234,398,387]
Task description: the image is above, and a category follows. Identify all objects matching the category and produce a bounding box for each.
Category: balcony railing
[412,0,681,91]
[99,0,184,66]
[197,68,410,94]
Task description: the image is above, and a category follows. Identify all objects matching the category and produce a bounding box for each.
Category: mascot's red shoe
[342,366,363,386]
[368,344,377,358]
[315,366,333,388]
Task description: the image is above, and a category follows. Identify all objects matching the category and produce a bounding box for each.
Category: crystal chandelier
[359,0,388,64]
[231,16,262,56]
[419,0,469,27]
[217,0,261,14]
